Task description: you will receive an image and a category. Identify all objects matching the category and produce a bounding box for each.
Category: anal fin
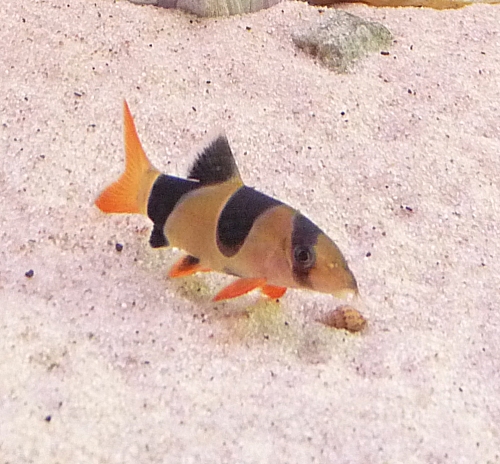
[168,255,211,278]
[261,285,287,300]
[213,278,266,302]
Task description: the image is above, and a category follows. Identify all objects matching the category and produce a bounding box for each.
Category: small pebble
[25,269,34,278]
[115,243,123,252]
[320,305,367,333]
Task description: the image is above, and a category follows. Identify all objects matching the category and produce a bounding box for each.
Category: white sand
[1,0,499,462]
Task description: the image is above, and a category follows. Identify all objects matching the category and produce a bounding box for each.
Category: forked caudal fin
[95,100,160,215]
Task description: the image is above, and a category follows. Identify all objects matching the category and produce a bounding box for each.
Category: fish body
[95,101,358,301]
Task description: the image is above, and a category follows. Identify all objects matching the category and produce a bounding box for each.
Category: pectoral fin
[261,285,287,300]
[213,278,267,302]
[168,255,211,278]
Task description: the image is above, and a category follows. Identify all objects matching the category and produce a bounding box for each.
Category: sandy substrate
[1,0,500,462]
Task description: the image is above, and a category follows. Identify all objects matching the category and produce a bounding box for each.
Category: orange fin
[261,285,287,300]
[213,278,267,302]
[95,100,159,215]
[168,255,211,278]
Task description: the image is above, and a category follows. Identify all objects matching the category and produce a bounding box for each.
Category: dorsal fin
[188,131,243,186]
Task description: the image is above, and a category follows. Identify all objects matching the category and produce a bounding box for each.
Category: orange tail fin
[95,100,160,215]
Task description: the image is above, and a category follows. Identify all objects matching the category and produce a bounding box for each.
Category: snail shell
[320,305,367,333]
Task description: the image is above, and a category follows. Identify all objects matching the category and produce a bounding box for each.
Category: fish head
[290,214,358,299]
[305,233,358,299]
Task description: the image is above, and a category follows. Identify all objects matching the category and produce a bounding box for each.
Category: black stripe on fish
[291,214,321,286]
[216,186,282,257]
[147,174,199,248]
[188,134,242,185]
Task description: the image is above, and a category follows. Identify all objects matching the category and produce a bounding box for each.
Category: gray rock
[129,0,158,4]
[128,0,282,16]
[292,10,392,73]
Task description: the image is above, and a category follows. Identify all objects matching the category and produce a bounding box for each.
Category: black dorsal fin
[188,132,243,186]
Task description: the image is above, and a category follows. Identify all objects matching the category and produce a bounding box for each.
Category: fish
[95,101,359,302]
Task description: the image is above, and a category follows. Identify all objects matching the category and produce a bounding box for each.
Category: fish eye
[293,245,316,269]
